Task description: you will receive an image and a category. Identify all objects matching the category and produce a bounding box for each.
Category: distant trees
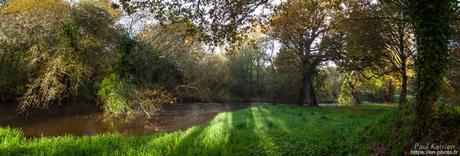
[315,67,340,103]
[119,0,351,106]
[268,47,302,103]
[227,40,268,101]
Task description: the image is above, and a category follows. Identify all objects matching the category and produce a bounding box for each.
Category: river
[0,103,268,138]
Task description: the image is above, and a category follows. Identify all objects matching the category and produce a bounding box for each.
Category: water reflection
[0,103,267,138]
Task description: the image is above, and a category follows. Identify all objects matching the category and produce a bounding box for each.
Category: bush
[98,73,134,115]
[98,72,176,117]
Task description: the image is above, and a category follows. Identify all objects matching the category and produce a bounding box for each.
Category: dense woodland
[0,0,459,155]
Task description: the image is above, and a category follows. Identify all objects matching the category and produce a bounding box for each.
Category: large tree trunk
[397,15,408,105]
[408,0,454,141]
[399,63,408,104]
[348,79,361,104]
[388,80,394,103]
[305,72,318,106]
[298,69,318,106]
[297,78,306,105]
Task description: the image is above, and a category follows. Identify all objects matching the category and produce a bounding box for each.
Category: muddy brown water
[0,103,268,138]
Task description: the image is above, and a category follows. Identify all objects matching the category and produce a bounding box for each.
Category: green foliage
[129,42,183,90]
[266,73,300,103]
[98,73,133,115]
[0,127,24,150]
[315,67,340,103]
[265,48,301,103]
[98,71,176,116]
[338,76,353,105]
[357,103,460,154]
[98,34,179,116]
[338,2,387,72]
[98,73,119,102]
[0,104,396,155]
[0,44,28,102]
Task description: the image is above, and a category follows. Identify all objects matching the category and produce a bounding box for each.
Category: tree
[0,0,119,112]
[268,47,302,103]
[139,23,214,102]
[266,0,343,106]
[378,2,415,104]
[341,71,362,105]
[405,0,456,140]
[227,38,268,101]
[0,39,28,103]
[339,1,415,105]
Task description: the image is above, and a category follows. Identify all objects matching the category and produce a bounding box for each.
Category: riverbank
[1,104,405,155]
[0,105,455,155]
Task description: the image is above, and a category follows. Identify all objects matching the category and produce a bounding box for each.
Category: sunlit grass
[0,104,396,155]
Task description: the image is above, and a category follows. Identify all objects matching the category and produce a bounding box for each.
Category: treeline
[1,0,459,116]
[0,0,337,115]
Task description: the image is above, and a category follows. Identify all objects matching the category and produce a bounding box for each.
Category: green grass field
[1,104,398,155]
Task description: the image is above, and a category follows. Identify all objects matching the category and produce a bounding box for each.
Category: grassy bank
[2,104,397,155]
[356,104,460,155]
